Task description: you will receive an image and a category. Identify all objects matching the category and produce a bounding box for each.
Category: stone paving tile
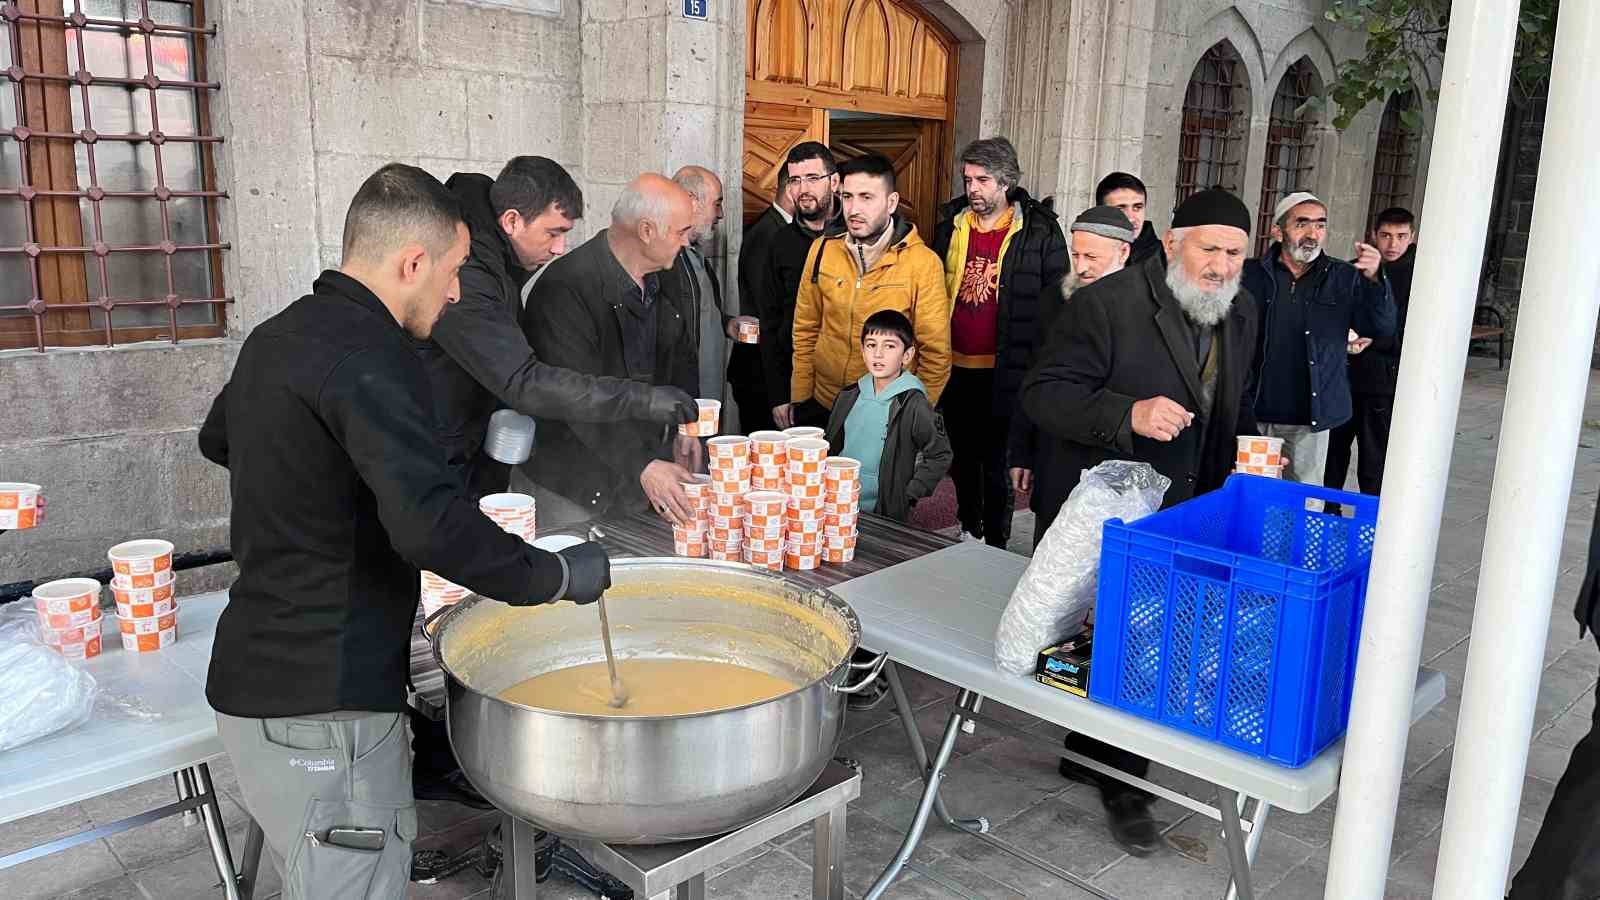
[784,808,946,896]
[0,834,125,900]
[130,844,242,900]
[57,874,146,900]
[946,794,1140,890]
[1091,806,1317,899]
[705,845,815,899]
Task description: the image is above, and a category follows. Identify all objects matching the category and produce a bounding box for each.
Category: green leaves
[1322,0,1556,129]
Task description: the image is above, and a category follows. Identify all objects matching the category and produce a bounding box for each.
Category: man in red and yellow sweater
[930,137,1068,547]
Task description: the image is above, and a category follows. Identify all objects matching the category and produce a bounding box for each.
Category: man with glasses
[763,142,844,429]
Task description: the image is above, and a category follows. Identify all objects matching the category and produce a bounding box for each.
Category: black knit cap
[1070,205,1136,243]
[1171,188,1252,236]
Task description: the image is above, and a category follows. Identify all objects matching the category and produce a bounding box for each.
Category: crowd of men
[199,133,1433,893]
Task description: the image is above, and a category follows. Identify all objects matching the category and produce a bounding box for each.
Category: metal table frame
[500,760,861,900]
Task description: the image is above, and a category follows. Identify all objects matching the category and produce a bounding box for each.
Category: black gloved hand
[648,386,698,426]
[556,541,611,605]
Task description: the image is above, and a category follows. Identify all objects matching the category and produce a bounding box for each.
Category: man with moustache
[1243,192,1395,486]
[766,142,844,429]
[1021,188,1260,855]
[1007,204,1136,541]
[790,153,951,419]
[928,137,1067,549]
[662,165,748,404]
[1325,206,1417,495]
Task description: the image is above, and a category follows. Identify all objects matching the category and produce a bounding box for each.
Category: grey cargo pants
[215,711,416,900]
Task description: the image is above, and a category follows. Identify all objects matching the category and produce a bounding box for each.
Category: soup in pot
[498,658,797,716]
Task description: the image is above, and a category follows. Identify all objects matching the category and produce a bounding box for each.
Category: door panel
[828,117,945,237]
[742,100,827,227]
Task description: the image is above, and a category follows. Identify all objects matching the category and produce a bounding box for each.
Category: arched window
[1175,42,1250,206]
[1367,91,1421,230]
[1258,59,1321,254]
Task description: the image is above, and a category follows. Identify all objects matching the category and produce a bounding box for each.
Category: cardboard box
[1035,630,1093,698]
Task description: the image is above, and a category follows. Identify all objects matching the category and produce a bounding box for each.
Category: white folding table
[832,542,1446,900]
[0,594,256,899]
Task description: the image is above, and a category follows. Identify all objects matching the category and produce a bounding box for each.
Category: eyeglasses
[789,174,831,187]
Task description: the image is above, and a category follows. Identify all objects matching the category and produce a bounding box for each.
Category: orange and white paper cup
[1236,464,1284,479]
[706,435,751,460]
[679,399,723,437]
[823,457,861,485]
[1235,436,1285,467]
[823,545,856,565]
[121,625,177,653]
[784,550,821,571]
[785,437,828,463]
[33,578,101,615]
[737,320,760,343]
[750,430,788,455]
[0,482,41,530]
[111,567,175,591]
[108,539,174,578]
[52,633,103,660]
[783,426,825,441]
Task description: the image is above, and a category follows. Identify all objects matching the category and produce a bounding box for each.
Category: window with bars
[0,0,227,353]
[1257,59,1320,254]
[1366,90,1419,231]
[1175,42,1249,207]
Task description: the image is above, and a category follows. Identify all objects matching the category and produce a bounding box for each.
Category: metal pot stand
[496,759,861,900]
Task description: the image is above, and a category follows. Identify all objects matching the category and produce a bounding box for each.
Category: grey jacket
[825,384,953,521]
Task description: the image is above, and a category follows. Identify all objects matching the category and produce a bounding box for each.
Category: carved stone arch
[1181,5,1267,115]
[1265,28,1339,126]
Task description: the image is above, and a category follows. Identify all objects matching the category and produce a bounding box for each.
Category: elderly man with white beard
[1242,191,1394,485]
[1019,189,1260,856]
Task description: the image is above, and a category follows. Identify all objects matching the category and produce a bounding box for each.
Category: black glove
[648,386,698,426]
[555,541,611,605]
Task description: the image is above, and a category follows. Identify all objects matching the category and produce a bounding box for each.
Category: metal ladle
[587,526,627,708]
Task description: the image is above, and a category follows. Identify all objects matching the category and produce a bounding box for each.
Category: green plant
[1319,0,1558,130]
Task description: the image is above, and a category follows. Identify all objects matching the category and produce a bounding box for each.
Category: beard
[1165,264,1239,327]
[1288,239,1322,265]
[1061,271,1082,298]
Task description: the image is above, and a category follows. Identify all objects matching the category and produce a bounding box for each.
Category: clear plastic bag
[0,601,99,751]
[995,461,1171,675]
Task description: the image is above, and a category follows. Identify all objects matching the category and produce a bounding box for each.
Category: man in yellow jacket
[790,154,951,425]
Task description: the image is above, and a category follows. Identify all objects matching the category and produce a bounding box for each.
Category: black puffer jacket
[421,173,663,497]
[1348,245,1415,396]
[929,187,1069,419]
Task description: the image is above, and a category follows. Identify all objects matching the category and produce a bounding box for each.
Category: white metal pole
[1323,2,1521,897]
[1432,2,1600,895]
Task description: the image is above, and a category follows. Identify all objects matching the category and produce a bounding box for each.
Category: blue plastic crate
[1089,475,1379,767]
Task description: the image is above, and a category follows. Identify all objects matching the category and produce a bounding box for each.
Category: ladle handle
[831,651,890,694]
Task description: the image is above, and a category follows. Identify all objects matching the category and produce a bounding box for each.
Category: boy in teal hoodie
[826,310,953,521]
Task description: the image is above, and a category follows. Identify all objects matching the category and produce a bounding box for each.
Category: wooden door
[828,117,945,237]
[742,100,827,227]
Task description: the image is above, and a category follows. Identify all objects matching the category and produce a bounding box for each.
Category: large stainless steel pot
[429,558,882,844]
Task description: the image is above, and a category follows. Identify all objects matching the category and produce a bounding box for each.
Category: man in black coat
[425,157,694,499]
[521,174,702,526]
[1021,188,1259,856]
[730,176,797,433]
[198,165,612,894]
[1243,191,1395,487]
[928,137,1068,548]
[766,141,844,430]
[1096,171,1165,267]
[1325,207,1416,495]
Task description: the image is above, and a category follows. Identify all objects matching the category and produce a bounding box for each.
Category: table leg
[237,818,264,900]
[192,764,243,900]
[673,875,706,900]
[500,814,540,900]
[882,663,988,834]
[1223,799,1272,900]
[1215,788,1255,900]
[812,804,845,900]
[864,691,968,900]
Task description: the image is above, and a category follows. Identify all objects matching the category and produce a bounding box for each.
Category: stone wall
[1482,89,1546,359]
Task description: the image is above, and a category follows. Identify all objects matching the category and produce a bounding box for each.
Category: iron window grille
[1257,59,1319,255]
[1175,43,1248,207]
[1367,90,1419,231]
[0,0,227,352]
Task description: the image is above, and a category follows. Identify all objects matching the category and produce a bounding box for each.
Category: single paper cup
[117,595,177,620]
[1237,436,1285,459]
[710,475,751,495]
[706,434,750,459]
[749,431,788,455]
[52,634,103,660]
[737,320,760,343]
[743,491,787,513]
[824,458,862,484]
[0,482,41,529]
[784,550,821,571]
[118,610,177,636]
[744,546,784,565]
[112,567,176,591]
[783,426,825,441]
[708,546,742,562]
[121,625,177,653]
[674,538,708,558]
[787,495,825,513]
[681,474,713,497]
[34,578,101,614]
[1235,464,1284,478]
[823,546,856,564]
[108,539,174,577]
[42,620,101,645]
[785,437,828,463]
[679,399,723,437]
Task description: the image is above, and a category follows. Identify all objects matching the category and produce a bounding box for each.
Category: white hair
[612,183,675,229]
[1165,227,1240,326]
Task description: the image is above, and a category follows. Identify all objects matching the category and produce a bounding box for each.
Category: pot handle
[419,606,453,646]
[831,651,890,694]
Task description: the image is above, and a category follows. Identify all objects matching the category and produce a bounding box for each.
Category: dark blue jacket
[1243,246,1396,431]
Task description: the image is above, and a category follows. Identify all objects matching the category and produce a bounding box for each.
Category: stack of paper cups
[419,570,470,621]
[0,482,42,530]
[33,578,104,659]
[1235,436,1285,478]
[748,430,788,491]
[675,474,713,557]
[479,493,537,542]
[822,458,862,564]
[108,540,177,652]
[679,399,722,437]
[741,490,787,571]
[783,438,830,570]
